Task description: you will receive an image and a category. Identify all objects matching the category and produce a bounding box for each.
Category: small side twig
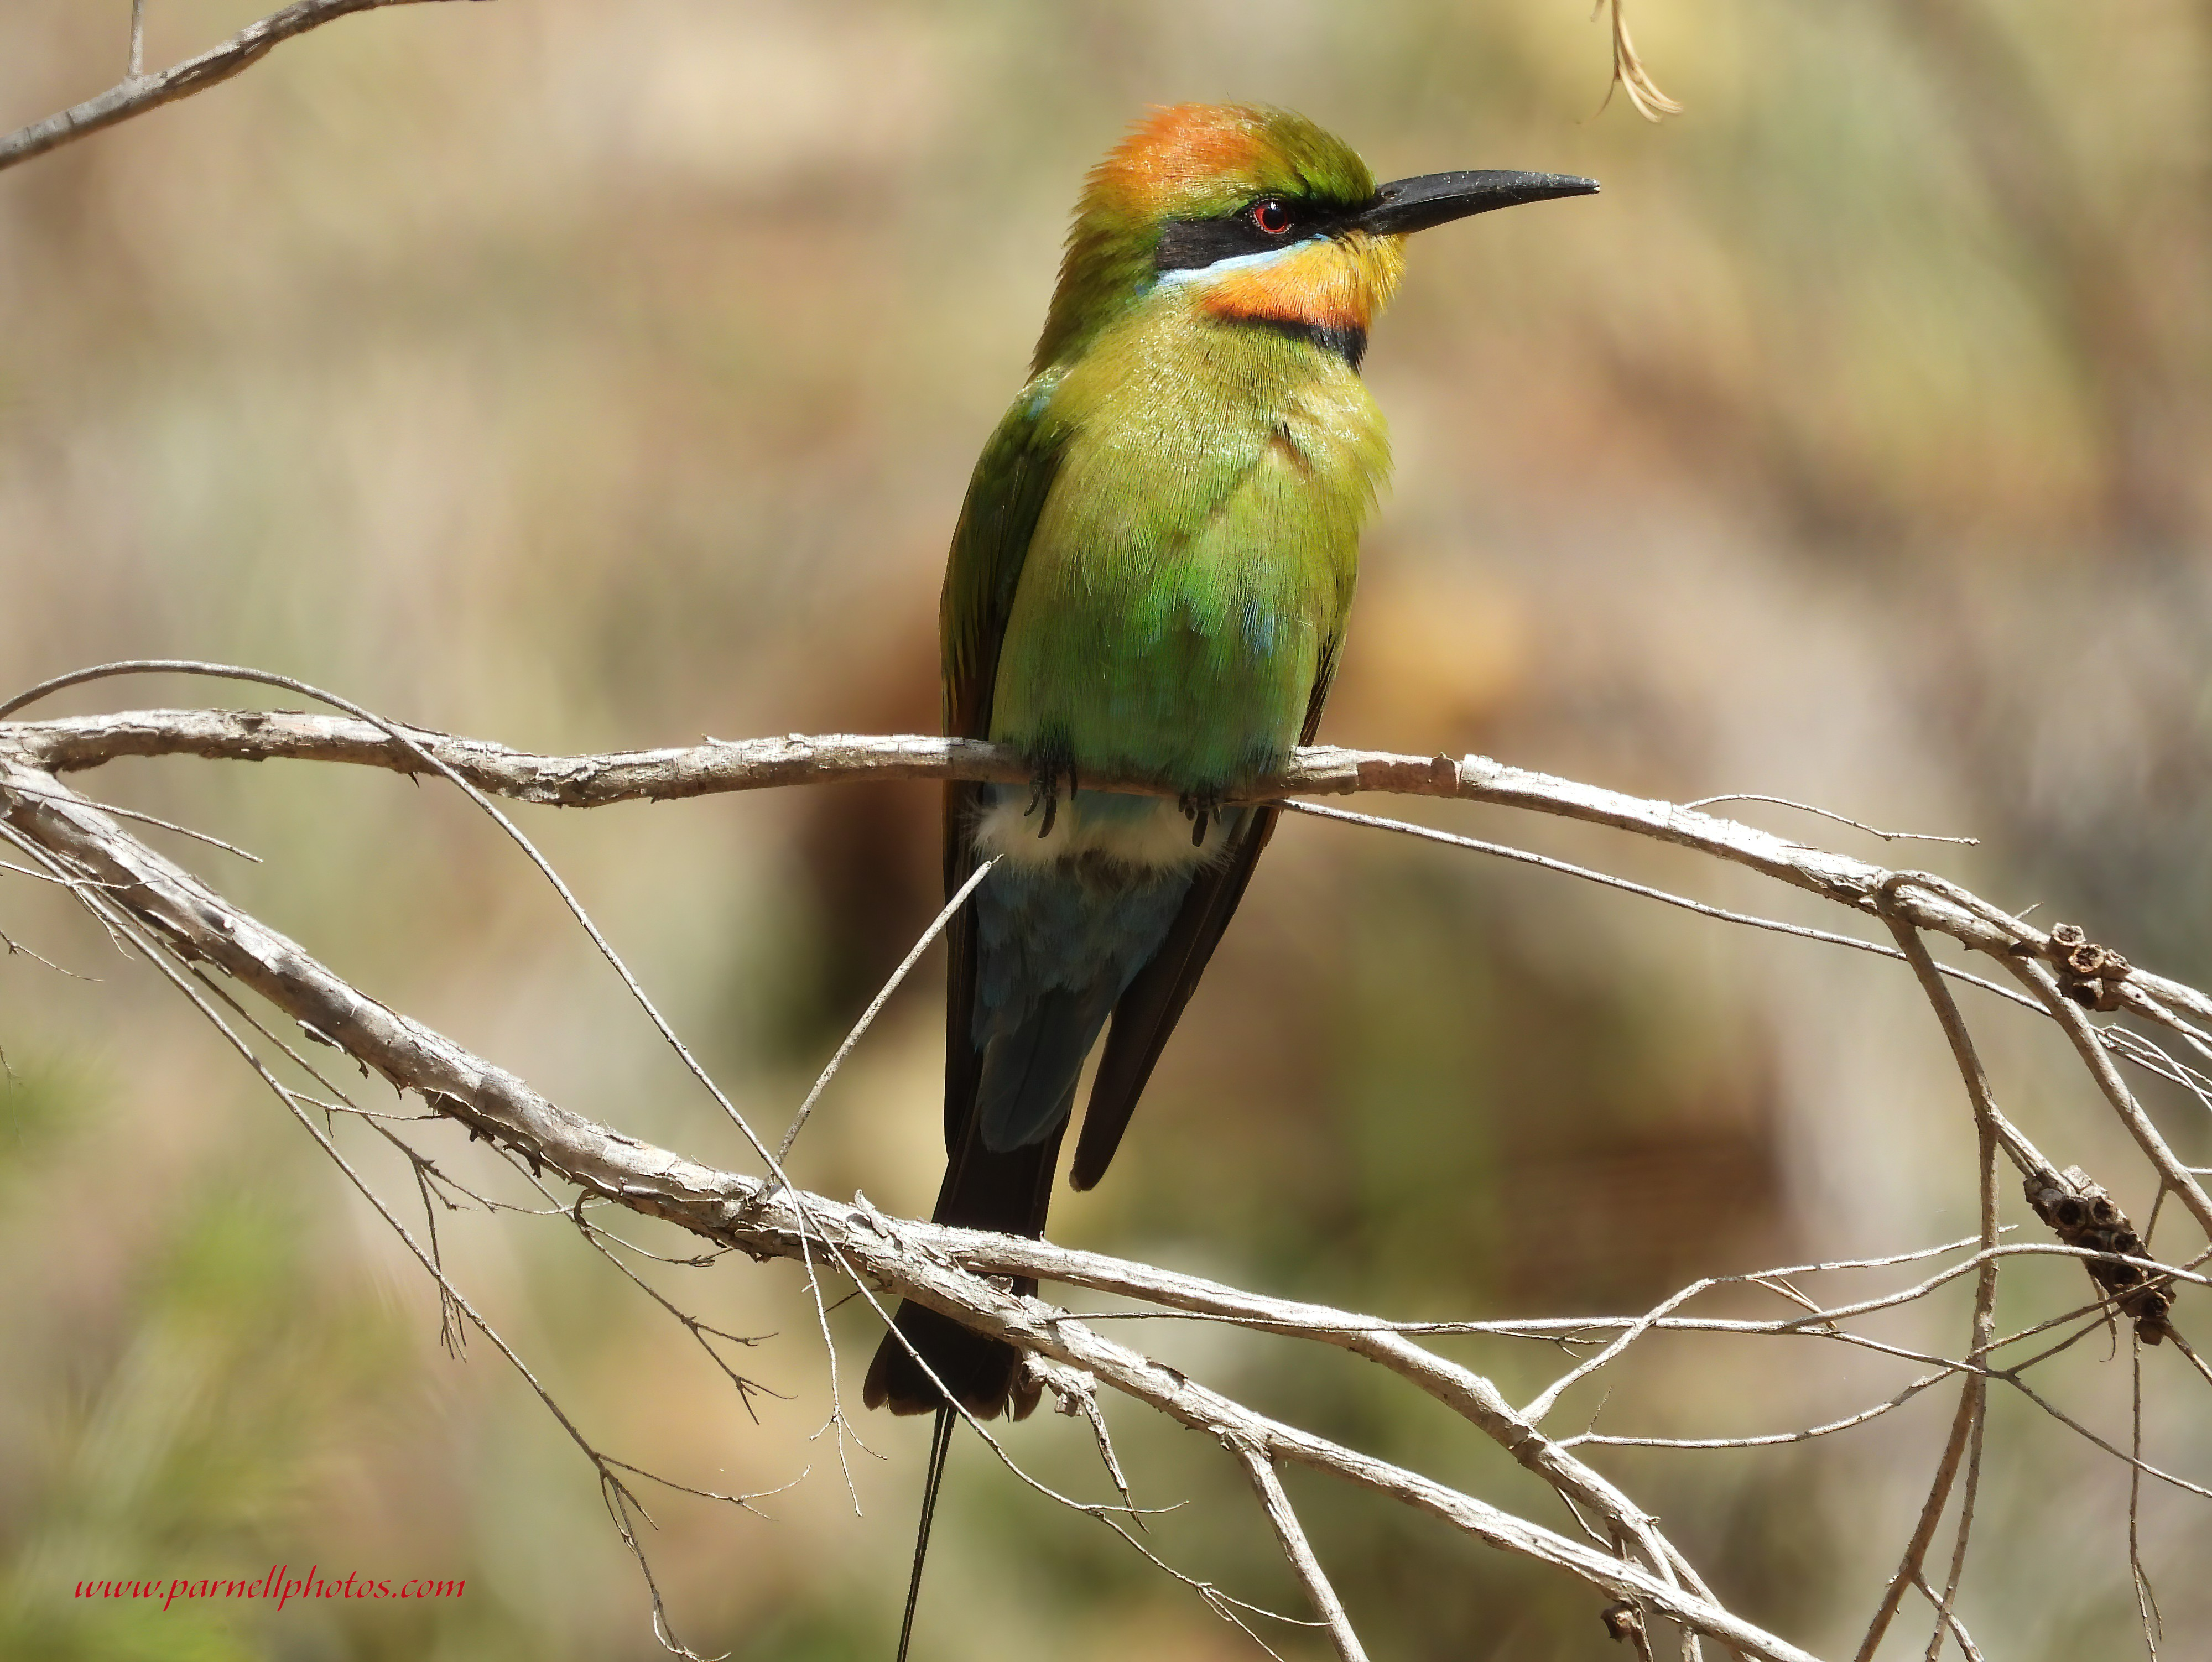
[1683,791,1976,845]
[1234,1440,1371,1662]
[2008,954,2212,1241]
[776,856,997,1165]
[2128,1342,2163,1659]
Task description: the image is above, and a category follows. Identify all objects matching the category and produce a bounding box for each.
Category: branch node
[1600,1599,1659,1662]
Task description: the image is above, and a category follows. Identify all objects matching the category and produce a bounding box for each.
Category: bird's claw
[1177,789,1223,848]
[1026,756,1078,839]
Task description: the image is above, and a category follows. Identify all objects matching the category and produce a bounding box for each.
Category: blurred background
[2,1,2209,1657]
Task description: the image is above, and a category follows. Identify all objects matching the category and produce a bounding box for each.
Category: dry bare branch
[1880,915,2003,1662]
[0,707,2133,955]
[22,705,2212,1088]
[0,0,482,175]
[2009,953,2212,1238]
[1234,1442,1371,1662]
[0,743,1817,1660]
[7,694,2209,1658]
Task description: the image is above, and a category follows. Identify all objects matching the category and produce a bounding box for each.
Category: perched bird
[866,103,1592,1419]
[863,108,1590,1620]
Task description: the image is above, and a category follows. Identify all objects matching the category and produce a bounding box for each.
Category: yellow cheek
[1200,232,1406,332]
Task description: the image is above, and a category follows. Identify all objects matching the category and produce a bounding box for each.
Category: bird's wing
[867,377,1072,1419]
[939,372,1068,1154]
[1070,634,1342,1191]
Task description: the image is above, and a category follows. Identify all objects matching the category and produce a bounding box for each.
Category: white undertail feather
[971,791,1232,872]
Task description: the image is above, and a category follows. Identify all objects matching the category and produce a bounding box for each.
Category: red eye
[1251,198,1293,235]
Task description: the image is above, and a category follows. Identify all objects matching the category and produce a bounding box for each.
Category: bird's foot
[1177,788,1224,848]
[1026,755,1078,840]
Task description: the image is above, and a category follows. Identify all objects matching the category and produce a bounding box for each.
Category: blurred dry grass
[1,2,2209,1658]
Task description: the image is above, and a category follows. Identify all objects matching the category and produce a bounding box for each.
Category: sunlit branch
[7,682,2210,1661]
[0,0,481,175]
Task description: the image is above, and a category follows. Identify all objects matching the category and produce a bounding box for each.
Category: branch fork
[6,693,2209,1661]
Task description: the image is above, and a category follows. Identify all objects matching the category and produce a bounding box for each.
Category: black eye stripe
[1153,198,1361,274]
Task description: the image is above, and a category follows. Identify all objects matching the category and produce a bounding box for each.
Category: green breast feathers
[983,298,1389,793]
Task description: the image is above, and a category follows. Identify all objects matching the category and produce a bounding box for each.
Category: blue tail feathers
[970,816,1200,1152]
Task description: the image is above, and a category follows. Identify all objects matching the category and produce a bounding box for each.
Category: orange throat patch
[1194,231,1407,340]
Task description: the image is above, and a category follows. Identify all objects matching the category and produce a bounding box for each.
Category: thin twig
[1289,799,1912,956]
[39,707,2212,1059]
[2169,1327,2212,1387]
[2009,956,2212,1239]
[572,1199,785,1421]
[0,767,1817,1662]
[1568,1370,1951,1452]
[1910,1572,1987,1662]
[1683,792,1976,845]
[2,824,717,1658]
[1,1,479,175]
[1235,1441,1372,1662]
[0,778,262,862]
[2128,1343,2163,1660]
[1023,1353,1143,1525]
[1880,911,2003,1662]
[1,660,910,1508]
[2,727,1386,1646]
[14,692,2212,1656]
[778,856,997,1164]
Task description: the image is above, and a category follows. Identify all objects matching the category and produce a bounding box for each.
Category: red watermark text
[74,1565,464,1611]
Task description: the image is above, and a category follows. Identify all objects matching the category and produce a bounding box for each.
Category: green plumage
[872,108,1402,1429]
[981,296,1386,788]
[870,100,1598,1662]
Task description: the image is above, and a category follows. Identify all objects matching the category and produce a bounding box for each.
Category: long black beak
[1354,170,1598,236]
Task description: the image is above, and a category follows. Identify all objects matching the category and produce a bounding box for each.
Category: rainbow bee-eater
[865,104,1592,1434]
